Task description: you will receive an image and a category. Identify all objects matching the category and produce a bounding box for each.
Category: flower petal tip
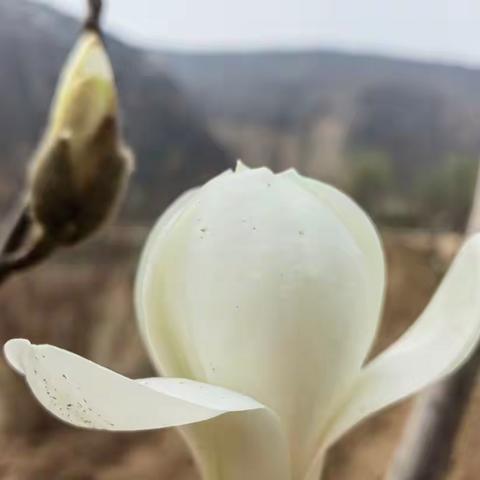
[235,159,250,173]
[73,32,113,82]
[3,338,31,375]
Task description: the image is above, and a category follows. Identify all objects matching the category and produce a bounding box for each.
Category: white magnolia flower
[5,164,480,480]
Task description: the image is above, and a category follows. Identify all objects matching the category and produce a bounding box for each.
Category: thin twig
[84,0,103,33]
[1,202,31,255]
[0,232,56,287]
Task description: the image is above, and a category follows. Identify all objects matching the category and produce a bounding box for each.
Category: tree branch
[0,232,56,286]
[1,202,32,255]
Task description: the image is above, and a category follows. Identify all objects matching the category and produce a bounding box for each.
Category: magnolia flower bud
[29,30,133,245]
[0,20,133,283]
[5,165,480,480]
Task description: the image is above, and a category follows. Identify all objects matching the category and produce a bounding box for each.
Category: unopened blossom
[29,28,133,246]
[5,164,480,480]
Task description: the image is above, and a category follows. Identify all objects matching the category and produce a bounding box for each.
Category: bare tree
[387,164,480,480]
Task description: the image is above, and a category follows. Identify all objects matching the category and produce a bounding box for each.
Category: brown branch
[1,202,32,255]
[0,231,56,287]
[84,0,103,33]
[387,166,480,480]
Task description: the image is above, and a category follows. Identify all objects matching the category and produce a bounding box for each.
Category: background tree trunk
[387,164,480,480]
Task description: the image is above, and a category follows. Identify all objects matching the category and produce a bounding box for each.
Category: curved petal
[323,234,480,446]
[135,169,232,355]
[136,187,199,341]
[3,339,264,431]
[5,339,291,479]
[280,169,385,348]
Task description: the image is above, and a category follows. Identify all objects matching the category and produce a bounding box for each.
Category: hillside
[2,1,480,227]
[158,50,480,207]
[0,1,231,220]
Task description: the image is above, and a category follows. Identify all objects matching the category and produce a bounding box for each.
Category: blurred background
[0,0,479,478]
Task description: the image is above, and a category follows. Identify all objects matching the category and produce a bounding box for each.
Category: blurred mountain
[0,1,231,220]
[157,50,480,192]
[3,1,480,229]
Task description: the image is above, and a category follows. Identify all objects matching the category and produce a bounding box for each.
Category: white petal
[235,160,250,172]
[323,234,480,446]
[281,169,385,345]
[3,339,264,431]
[136,187,198,341]
[182,408,291,480]
[136,169,232,350]
[137,167,374,478]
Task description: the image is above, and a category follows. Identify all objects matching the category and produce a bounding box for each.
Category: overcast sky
[34,0,480,66]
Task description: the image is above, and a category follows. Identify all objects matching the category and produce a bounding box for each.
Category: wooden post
[387,164,480,480]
